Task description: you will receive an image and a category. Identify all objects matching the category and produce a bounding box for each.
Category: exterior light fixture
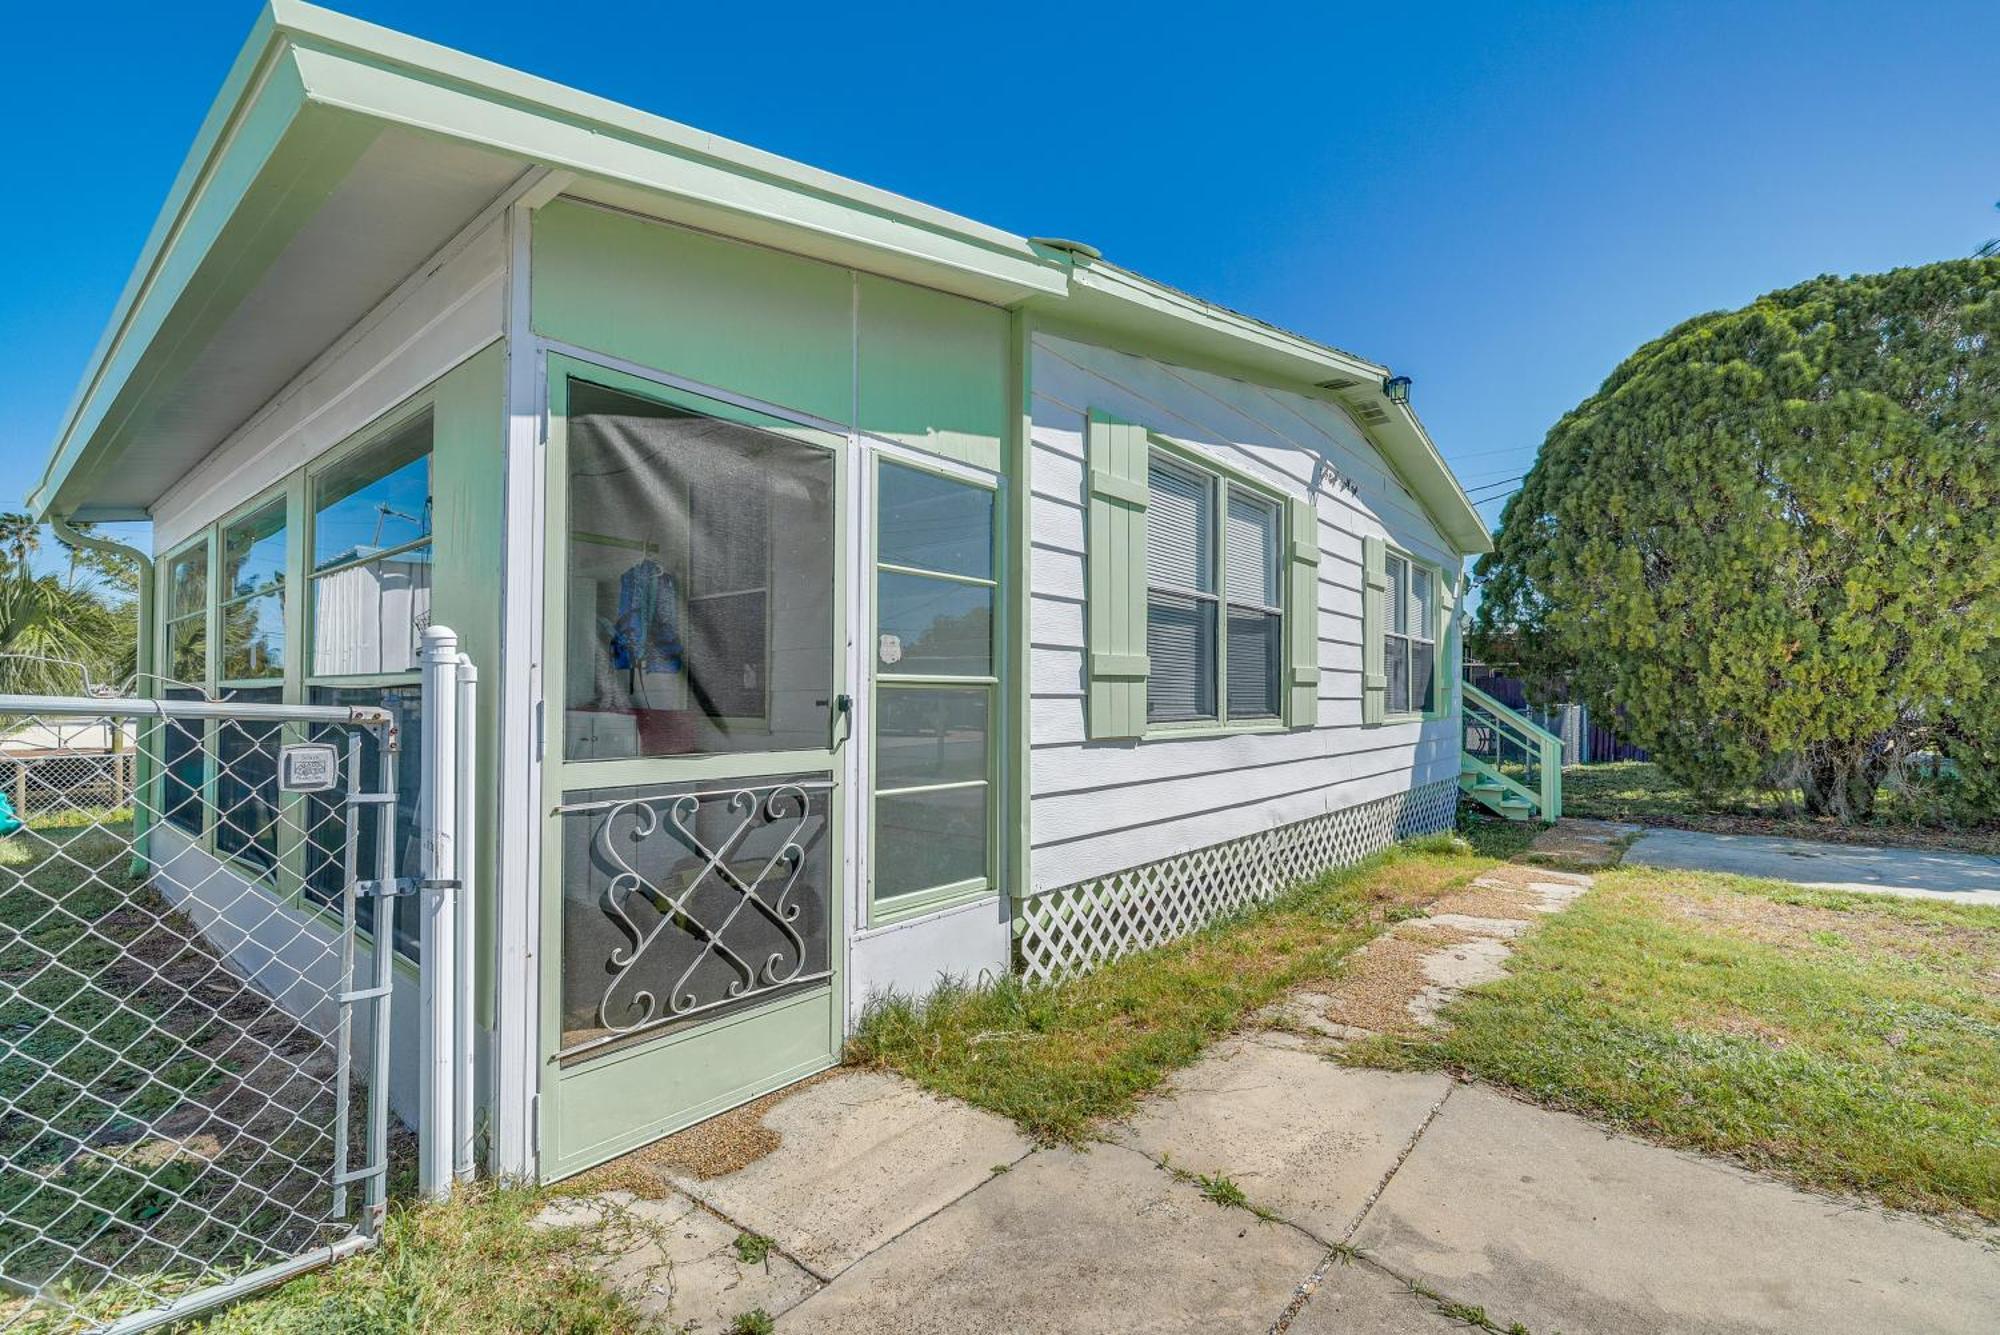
[1381,375,1412,406]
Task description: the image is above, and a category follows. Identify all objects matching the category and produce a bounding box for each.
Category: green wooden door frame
[534,351,850,1181]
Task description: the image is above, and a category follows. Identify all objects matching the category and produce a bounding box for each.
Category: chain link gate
[0,692,408,1332]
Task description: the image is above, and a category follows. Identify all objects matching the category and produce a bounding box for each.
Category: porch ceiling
[41,123,525,522]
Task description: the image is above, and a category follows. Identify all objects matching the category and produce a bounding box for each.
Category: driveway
[1625,828,2000,905]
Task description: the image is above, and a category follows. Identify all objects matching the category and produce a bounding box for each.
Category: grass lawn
[199,1186,640,1334]
[1357,865,2000,1224]
[1564,760,2000,855]
[848,833,1496,1143]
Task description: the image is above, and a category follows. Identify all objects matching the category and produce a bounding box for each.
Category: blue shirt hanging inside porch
[608,558,684,676]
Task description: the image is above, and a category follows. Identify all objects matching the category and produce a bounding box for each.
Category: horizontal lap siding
[1028,333,1463,892]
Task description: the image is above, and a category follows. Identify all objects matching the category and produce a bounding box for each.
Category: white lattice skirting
[1016,778,1460,984]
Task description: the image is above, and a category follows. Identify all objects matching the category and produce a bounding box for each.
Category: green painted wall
[531,200,853,427]
[857,273,1006,472]
[428,342,507,1028]
[531,199,1008,475]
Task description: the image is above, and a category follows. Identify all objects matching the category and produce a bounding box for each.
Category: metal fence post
[418,627,460,1199]
[453,653,479,1185]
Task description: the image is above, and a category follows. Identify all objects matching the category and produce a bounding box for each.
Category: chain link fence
[0,694,404,1333]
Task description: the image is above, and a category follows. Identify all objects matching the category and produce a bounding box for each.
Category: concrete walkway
[554,861,2000,1333]
[558,1061,1998,1333]
[1627,827,2000,905]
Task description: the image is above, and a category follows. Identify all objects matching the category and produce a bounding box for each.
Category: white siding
[1028,332,1464,892]
[152,216,507,548]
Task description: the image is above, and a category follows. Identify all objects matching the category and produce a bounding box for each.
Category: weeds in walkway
[1363,865,2000,1223]
[202,1185,642,1333]
[848,837,1493,1143]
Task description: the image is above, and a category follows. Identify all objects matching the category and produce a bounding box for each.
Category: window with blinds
[1145,457,1217,723]
[1383,552,1437,715]
[1144,452,1283,726]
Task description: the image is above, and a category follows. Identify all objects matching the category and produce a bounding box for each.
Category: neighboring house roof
[29,0,1491,556]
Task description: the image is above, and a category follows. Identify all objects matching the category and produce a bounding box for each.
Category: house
[26,2,1499,1183]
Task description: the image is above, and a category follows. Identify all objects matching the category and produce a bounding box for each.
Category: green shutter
[1085,410,1150,738]
[1361,535,1388,725]
[1434,567,1458,716]
[1286,496,1320,727]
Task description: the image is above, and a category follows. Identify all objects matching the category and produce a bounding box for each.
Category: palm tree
[1979,200,1998,259]
[0,514,41,570]
[0,571,116,695]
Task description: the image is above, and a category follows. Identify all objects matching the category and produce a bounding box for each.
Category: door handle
[821,694,854,749]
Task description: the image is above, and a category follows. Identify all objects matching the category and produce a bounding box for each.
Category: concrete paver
[1116,1040,1449,1244]
[1287,1257,1480,1333]
[1353,1083,2000,1334]
[536,1190,821,1328]
[781,1144,1324,1334]
[1628,828,2000,904]
[663,1070,1033,1277]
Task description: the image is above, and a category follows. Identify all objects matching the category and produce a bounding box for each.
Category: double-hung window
[1144,452,1282,726]
[1382,552,1437,716]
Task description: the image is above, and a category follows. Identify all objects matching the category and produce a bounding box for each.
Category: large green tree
[1472,258,1999,820]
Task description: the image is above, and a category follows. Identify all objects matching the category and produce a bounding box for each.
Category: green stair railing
[1460,682,1563,821]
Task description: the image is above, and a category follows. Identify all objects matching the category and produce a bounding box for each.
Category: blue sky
[2,0,1994,565]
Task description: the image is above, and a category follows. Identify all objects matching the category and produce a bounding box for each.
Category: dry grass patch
[1320,924,1487,1037]
[848,835,1493,1143]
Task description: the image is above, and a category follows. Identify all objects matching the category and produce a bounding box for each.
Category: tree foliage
[0,516,138,696]
[1472,259,2000,820]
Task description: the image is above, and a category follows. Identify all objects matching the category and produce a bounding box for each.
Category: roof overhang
[34,0,1490,556]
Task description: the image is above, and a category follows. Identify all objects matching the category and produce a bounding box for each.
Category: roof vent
[1314,375,1361,391]
[1030,236,1103,261]
[1352,402,1392,425]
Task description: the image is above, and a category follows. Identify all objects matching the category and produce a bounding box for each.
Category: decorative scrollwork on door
[558,778,833,1057]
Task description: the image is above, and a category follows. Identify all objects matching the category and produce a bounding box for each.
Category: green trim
[1083,409,1150,739]
[1285,495,1320,727]
[867,876,994,928]
[1006,309,1034,909]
